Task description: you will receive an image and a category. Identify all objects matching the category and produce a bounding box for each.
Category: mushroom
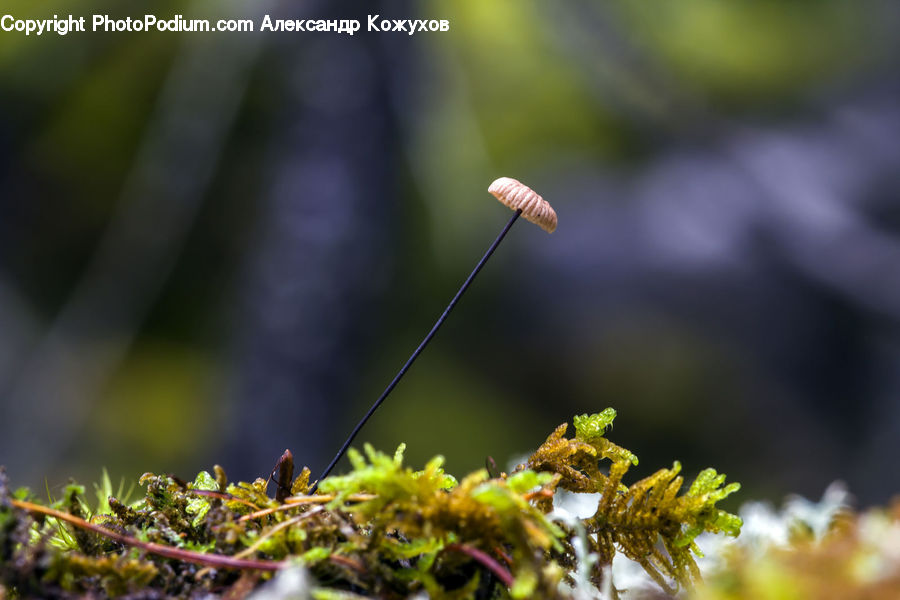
[489,177,557,233]
[311,178,556,491]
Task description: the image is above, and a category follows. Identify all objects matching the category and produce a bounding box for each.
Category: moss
[695,495,900,600]
[526,408,740,594]
[0,409,745,598]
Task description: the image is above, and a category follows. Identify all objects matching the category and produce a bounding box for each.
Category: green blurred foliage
[80,342,222,482]
[617,0,877,106]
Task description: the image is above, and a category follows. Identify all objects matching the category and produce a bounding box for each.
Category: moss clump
[695,492,900,600]
[0,409,741,599]
[527,408,741,593]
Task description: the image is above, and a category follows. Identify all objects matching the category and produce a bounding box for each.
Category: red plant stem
[328,554,366,574]
[185,489,261,510]
[11,499,516,586]
[10,498,287,571]
[493,546,514,569]
[445,543,515,588]
[237,493,377,522]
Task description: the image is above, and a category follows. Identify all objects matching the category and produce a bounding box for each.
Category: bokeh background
[2,0,899,508]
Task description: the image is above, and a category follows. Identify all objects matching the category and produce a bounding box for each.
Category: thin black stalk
[311,209,522,492]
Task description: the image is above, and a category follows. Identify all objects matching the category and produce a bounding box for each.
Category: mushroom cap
[488,177,557,233]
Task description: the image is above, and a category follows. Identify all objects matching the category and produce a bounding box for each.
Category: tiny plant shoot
[311,177,557,491]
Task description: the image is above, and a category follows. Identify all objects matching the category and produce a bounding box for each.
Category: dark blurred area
[1,1,899,507]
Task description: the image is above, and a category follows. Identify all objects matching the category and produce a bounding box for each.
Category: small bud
[271,449,294,503]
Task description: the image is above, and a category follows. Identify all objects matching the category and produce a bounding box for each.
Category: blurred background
[1,0,899,508]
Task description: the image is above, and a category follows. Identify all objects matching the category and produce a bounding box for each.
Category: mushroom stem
[311,210,522,492]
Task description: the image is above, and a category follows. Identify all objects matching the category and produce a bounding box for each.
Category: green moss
[0,409,741,598]
[527,409,740,593]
